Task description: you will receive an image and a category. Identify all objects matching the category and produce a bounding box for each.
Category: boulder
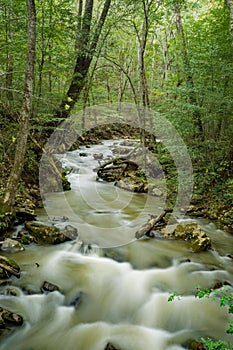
[59,225,78,240]
[24,221,76,244]
[15,208,36,223]
[0,238,24,253]
[0,308,23,329]
[96,157,163,197]
[115,178,145,193]
[173,222,211,252]
[17,229,35,244]
[41,281,60,293]
[79,152,88,157]
[97,157,139,182]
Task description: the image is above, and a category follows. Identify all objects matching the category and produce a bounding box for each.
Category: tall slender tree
[3,0,36,209]
[226,0,233,52]
[173,0,204,138]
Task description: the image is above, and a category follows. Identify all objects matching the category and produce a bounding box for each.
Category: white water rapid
[0,140,232,350]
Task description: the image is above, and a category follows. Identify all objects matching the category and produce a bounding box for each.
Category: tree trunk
[54,0,111,120]
[174,1,204,138]
[4,4,14,102]
[3,0,36,209]
[226,0,233,51]
[136,0,151,109]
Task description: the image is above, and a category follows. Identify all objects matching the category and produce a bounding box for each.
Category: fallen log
[135,208,172,239]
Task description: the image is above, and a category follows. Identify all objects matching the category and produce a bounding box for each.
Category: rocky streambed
[0,139,232,350]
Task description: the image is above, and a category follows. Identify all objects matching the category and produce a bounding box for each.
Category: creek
[0,139,233,350]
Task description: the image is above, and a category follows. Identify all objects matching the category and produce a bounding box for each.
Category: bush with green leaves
[168,285,233,349]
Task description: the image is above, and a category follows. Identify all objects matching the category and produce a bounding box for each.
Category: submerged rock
[69,292,84,308]
[0,255,20,279]
[105,343,121,350]
[41,281,60,293]
[24,221,77,244]
[96,157,139,182]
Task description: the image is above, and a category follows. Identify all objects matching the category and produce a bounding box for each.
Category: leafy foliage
[168,285,233,349]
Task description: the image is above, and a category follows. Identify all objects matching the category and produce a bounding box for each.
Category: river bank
[1,124,232,235]
[0,138,232,350]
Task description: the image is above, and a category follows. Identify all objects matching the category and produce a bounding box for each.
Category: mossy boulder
[173,222,211,252]
[24,221,77,244]
[0,255,20,279]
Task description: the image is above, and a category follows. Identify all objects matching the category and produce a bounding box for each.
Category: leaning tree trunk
[3,0,36,210]
[54,0,111,120]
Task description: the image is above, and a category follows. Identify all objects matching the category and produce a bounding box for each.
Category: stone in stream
[0,255,20,279]
[0,238,24,253]
[41,281,60,293]
[79,152,88,157]
[93,153,103,160]
[172,222,211,253]
[24,221,78,244]
[115,178,146,193]
[96,157,164,196]
[0,307,23,330]
[59,225,78,240]
[137,217,211,253]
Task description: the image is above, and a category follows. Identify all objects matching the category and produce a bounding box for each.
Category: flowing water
[0,140,233,350]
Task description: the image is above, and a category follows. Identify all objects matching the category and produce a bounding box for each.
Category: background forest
[0,0,232,231]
